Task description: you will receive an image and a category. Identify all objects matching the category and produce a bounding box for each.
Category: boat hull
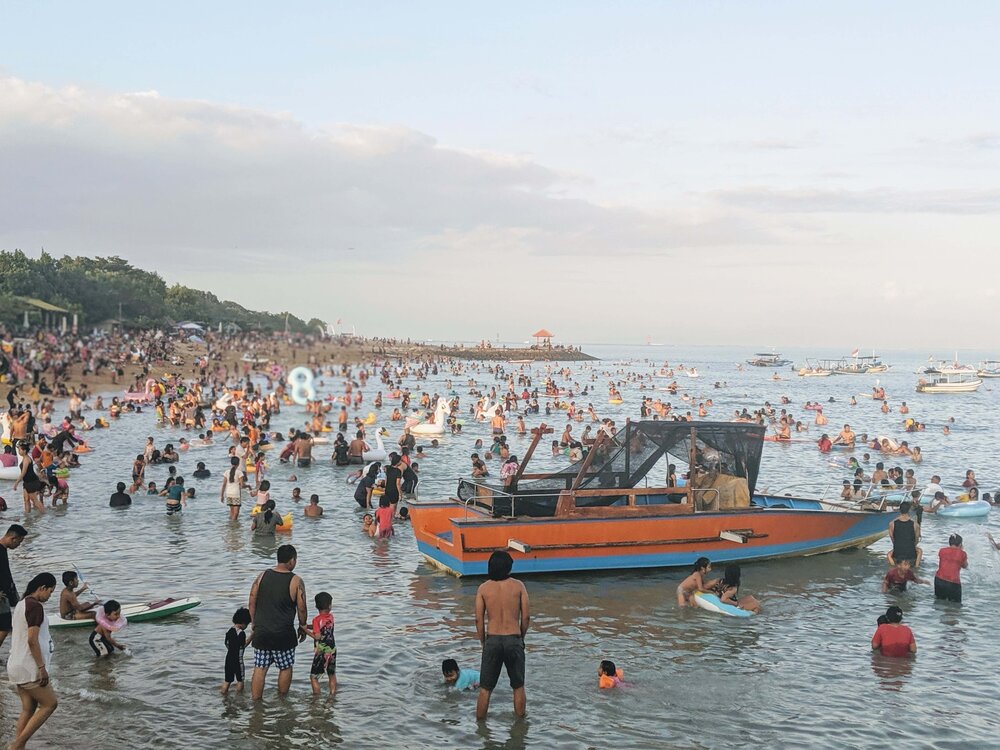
[410,502,894,577]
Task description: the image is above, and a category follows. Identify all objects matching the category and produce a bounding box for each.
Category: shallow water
[2,344,998,749]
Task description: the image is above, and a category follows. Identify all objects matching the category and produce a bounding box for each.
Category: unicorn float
[406,399,450,436]
[474,398,498,422]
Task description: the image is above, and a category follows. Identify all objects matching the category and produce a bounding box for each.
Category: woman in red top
[871,606,916,657]
[934,533,969,603]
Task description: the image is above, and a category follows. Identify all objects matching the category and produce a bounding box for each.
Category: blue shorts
[254,648,296,670]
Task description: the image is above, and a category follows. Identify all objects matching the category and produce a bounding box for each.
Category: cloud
[715,186,1000,215]
[0,75,773,272]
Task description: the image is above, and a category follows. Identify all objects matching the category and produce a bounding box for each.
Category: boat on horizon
[797,358,838,377]
[408,421,895,576]
[747,351,791,367]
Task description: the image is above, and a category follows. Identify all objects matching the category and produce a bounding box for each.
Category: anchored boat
[747,352,791,367]
[916,368,983,393]
[409,421,894,576]
[834,352,889,375]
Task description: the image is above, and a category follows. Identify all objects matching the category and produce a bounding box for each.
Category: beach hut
[532,329,554,349]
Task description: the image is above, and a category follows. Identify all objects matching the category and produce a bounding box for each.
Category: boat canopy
[459,420,767,517]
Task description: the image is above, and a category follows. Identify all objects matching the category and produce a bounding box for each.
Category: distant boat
[646,336,664,346]
[916,368,983,393]
[976,360,1000,378]
[834,351,889,375]
[747,352,791,367]
[797,358,837,377]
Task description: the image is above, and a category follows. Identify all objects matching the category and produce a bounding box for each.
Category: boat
[797,358,838,377]
[49,597,201,629]
[916,368,983,394]
[408,420,895,576]
[976,360,1000,378]
[747,352,791,367]
[834,352,889,375]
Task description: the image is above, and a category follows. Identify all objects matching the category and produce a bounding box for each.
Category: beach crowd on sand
[0,324,992,748]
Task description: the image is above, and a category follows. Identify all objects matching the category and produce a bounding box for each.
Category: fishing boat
[797,358,838,377]
[409,421,895,576]
[747,352,791,367]
[834,352,889,375]
[976,360,1000,378]
[916,368,983,394]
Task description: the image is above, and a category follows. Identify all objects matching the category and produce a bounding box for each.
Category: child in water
[881,559,928,593]
[375,496,394,539]
[90,600,126,657]
[677,557,713,607]
[307,592,338,695]
[362,513,376,538]
[442,658,480,690]
[709,565,761,613]
[598,660,624,689]
[222,607,252,693]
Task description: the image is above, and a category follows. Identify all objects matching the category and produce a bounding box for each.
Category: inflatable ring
[363,412,376,425]
[693,592,753,618]
[250,506,293,531]
[74,445,92,454]
[608,399,624,405]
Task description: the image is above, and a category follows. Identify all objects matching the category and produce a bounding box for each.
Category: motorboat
[747,352,791,367]
[976,360,1000,378]
[409,420,895,576]
[916,368,983,394]
[834,352,889,375]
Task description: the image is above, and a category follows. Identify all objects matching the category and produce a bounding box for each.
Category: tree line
[0,250,325,334]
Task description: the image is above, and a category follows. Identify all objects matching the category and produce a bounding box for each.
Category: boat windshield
[459,421,767,517]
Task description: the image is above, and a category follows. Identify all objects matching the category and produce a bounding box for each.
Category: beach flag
[850,348,860,357]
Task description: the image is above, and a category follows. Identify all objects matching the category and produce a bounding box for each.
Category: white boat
[797,358,838,377]
[747,351,791,367]
[976,360,1000,378]
[835,352,889,375]
[916,368,983,394]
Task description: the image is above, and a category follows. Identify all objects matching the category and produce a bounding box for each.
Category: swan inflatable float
[363,431,389,462]
[407,400,450,436]
[0,412,11,445]
[474,399,498,422]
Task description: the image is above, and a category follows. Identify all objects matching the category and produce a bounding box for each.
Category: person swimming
[676,557,713,607]
[598,660,624,689]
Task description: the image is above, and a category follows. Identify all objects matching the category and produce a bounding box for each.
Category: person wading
[0,524,28,647]
[248,544,307,699]
[475,550,529,721]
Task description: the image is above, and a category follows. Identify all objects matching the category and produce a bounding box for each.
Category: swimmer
[871,606,916,657]
[442,658,480,690]
[881,559,928,593]
[598,660,624,689]
[362,513,376,538]
[709,564,761,613]
[676,557,713,607]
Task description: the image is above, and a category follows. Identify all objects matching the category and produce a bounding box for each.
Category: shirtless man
[832,423,856,447]
[59,571,98,621]
[347,431,368,465]
[293,431,314,468]
[475,551,529,721]
[303,494,323,517]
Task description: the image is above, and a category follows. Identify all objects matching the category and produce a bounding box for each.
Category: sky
[2,1,1000,349]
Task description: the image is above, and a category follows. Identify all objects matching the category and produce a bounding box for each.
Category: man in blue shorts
[248,544,308,699]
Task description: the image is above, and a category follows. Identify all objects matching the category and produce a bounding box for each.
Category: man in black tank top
[248,545,307,699]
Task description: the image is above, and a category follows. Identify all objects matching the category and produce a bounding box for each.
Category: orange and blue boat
[409,421,895,576]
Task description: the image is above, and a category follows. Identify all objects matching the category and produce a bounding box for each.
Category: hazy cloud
[0,75,773,272]
[715,186,1000,215]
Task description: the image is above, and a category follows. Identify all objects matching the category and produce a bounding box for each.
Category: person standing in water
[0,524,28,648]
[475,550,529,721]
[248,545,307,699]
[7,572,58,750]
[220,457,246,520]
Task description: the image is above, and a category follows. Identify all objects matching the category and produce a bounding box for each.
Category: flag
[850,348,860,357]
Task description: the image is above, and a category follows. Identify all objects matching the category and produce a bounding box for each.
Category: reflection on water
[0,345,996,747]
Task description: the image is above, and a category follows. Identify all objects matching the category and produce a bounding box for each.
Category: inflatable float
[0,465,20,481]
[250,505,293,531]
[693,592,753,618]
[363,432,388,462]
[936,500,991,518]
[608,398,624,405]
[49,597,201,629]
[408,401,450,436]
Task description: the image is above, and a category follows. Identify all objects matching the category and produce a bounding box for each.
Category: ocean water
[2,344,997,749]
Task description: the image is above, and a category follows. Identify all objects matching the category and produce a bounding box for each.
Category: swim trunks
[479,634,525,691]
[89,630,113,657]
[310,648,337,676]
[297,458,311,468]
[934,577,962,603]
[254,648,296,670]
[166,503,182,515]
